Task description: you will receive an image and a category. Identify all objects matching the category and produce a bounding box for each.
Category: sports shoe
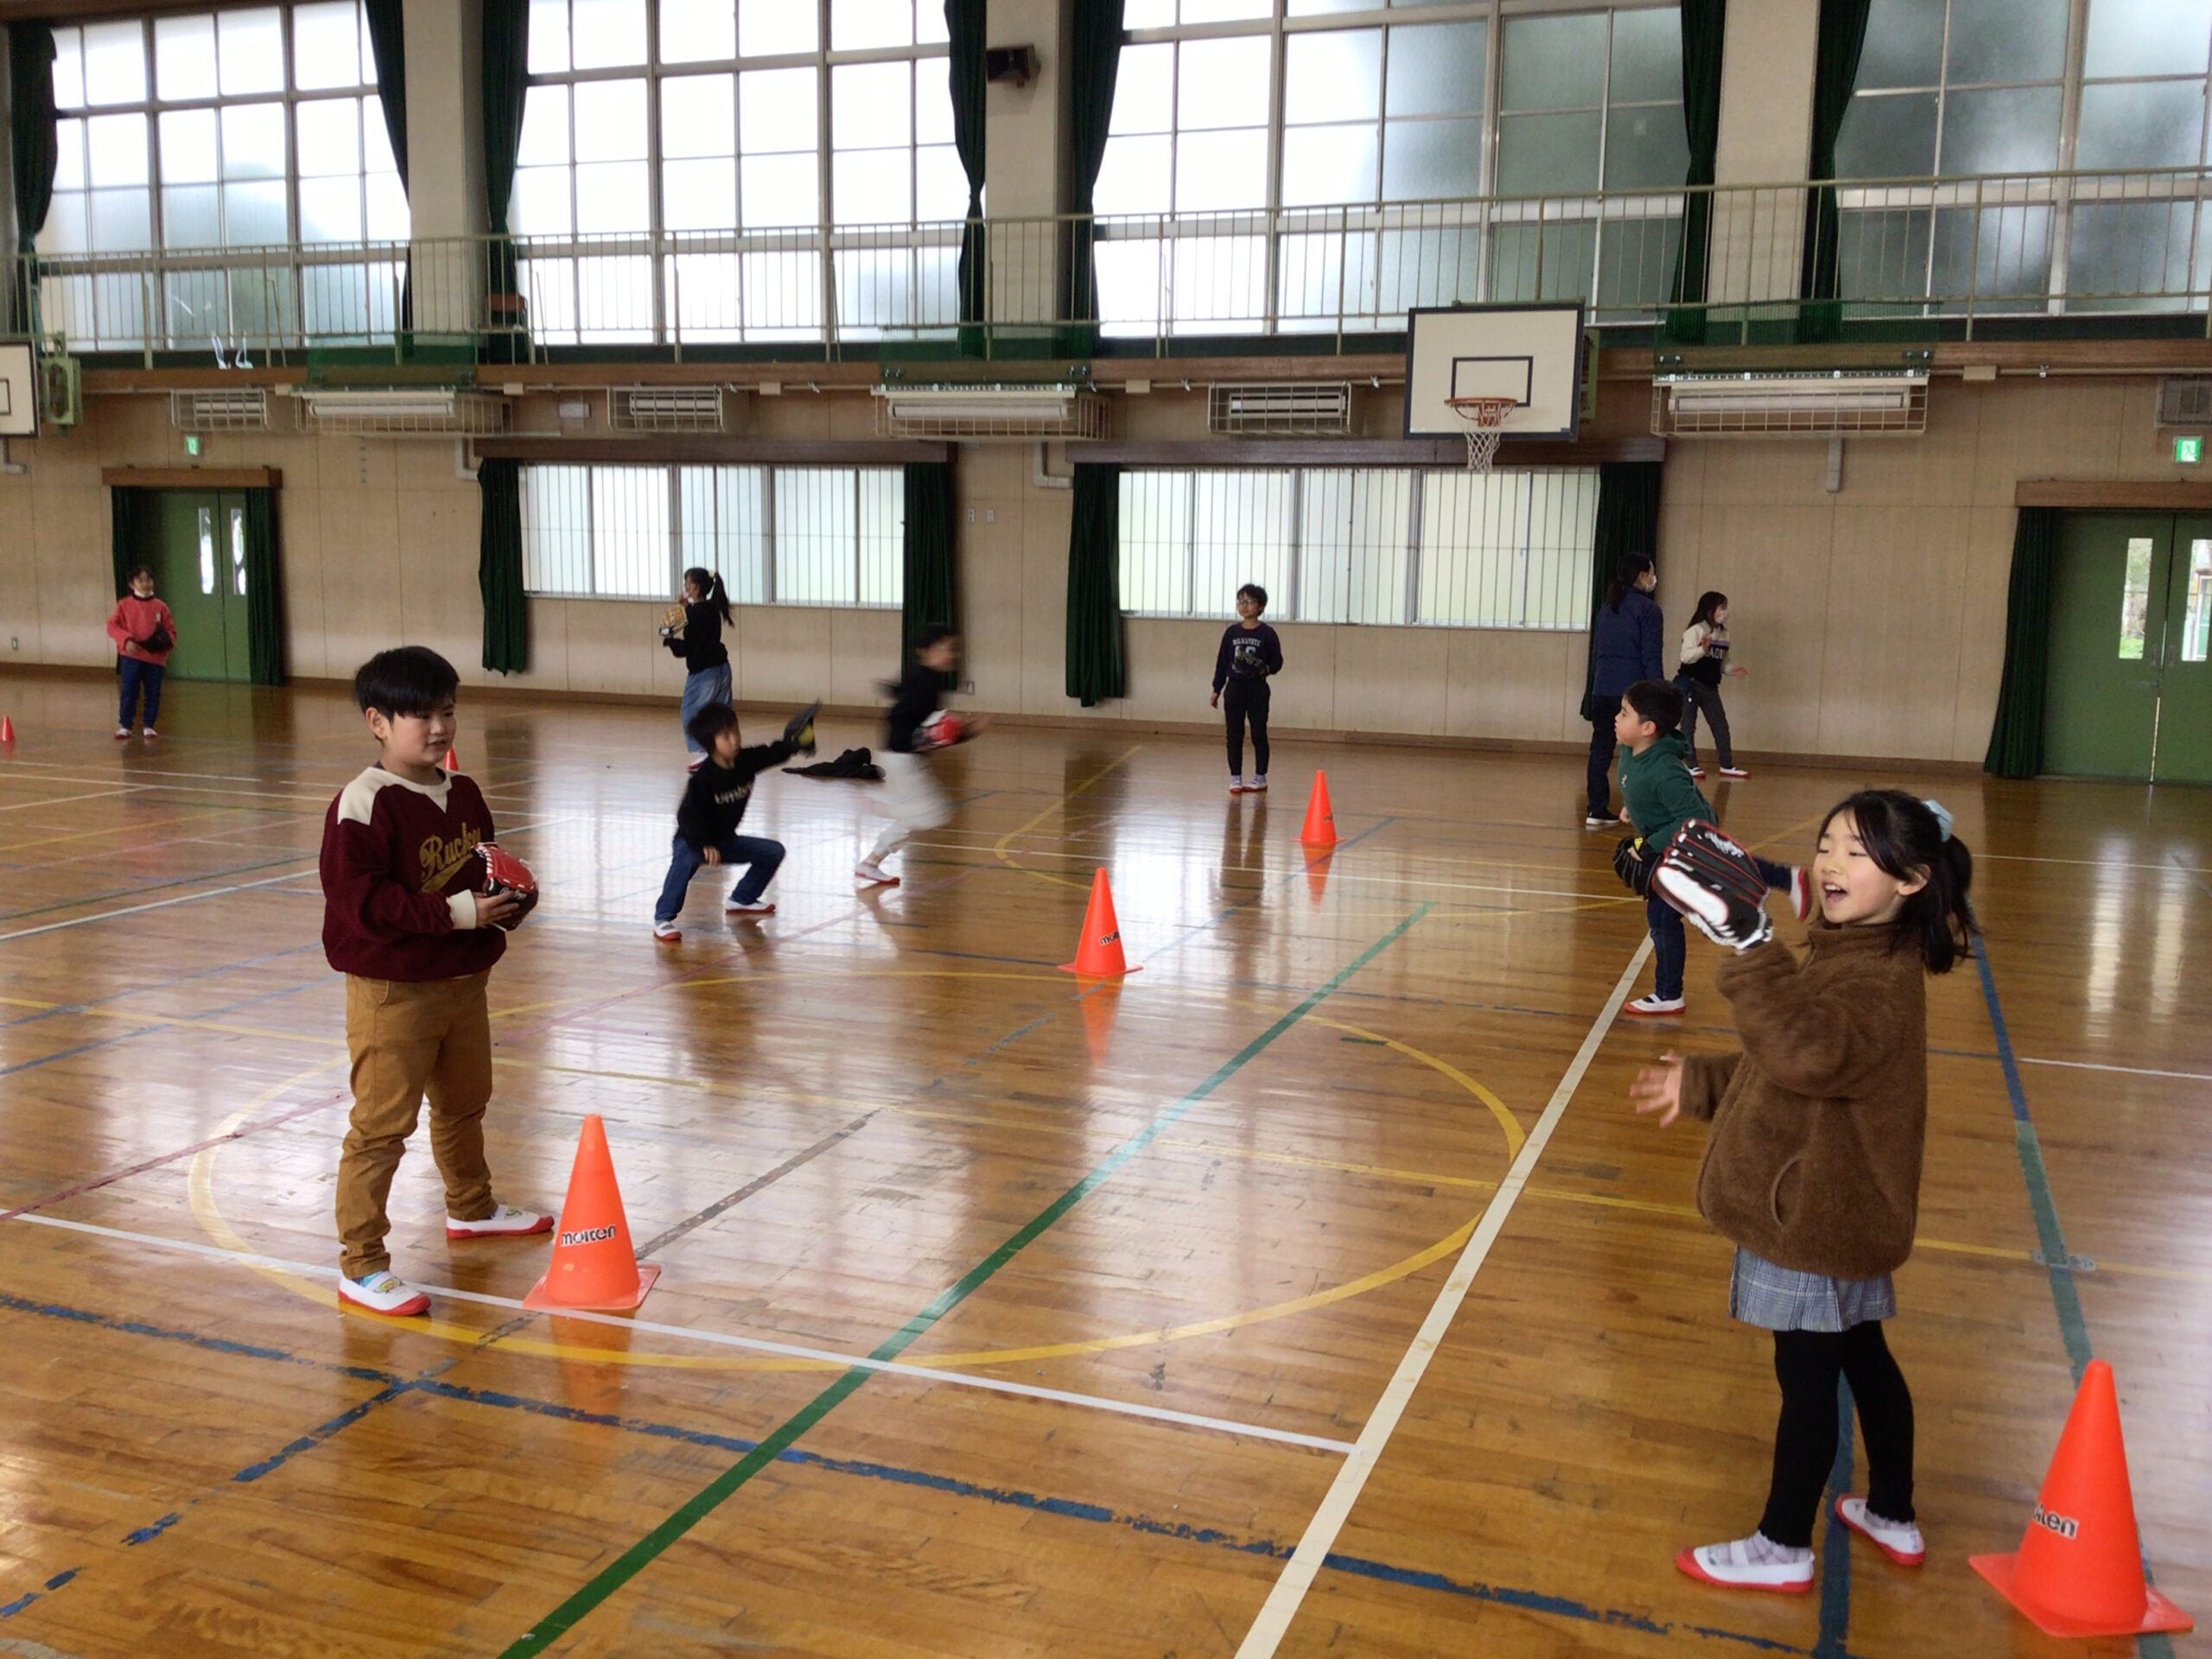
[724,897,775,915]
[1675,1533,1815,1593]
[115,726,130,740]
[1246,774,1268,792]
[653,919,682,942]
[446,1204,552,1241]
[1787,867,1814,923]
[854,861,900,888]
[338,1269,430,1316]
[1623,993,1687,1019]
[1229,775,1245,795]
[1834,1497,1924,1566]
[141,728,157,740]
[1584,814,1616,830]
[1719,765,1750,779]
[1687,765,1707,779]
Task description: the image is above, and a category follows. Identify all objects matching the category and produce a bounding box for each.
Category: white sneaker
[338,1268,430,1316]
[1246,774,1268,792]
[1229,774,1244,795]
[653,919,682,942]
[1719,765,1750,779]
[724,897,775,914]
[1788,867,1814,923]
[446,1204,552,1241]
[1687,765,1707,779]
[854,861,899,887]
[1623,993,1687,1019]
[115,726,130,740]
[141,728,157,740]
[1834,1497,1924,1566]
[1676,1533,1815,1593]
[1584,814,1615,830]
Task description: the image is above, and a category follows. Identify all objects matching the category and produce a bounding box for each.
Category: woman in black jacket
[1585,553,1662,826]
[663,566,733,769]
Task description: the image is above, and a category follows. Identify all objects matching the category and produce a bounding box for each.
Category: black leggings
[1760,1322,1916,1548]
[1224,678,1270,777]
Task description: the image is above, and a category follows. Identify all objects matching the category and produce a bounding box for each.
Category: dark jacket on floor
[1678,924,1929,1279]
[676,742,797,849]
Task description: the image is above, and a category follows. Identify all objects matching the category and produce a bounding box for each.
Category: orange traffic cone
[1299,771,1337,848]
[443,747,460,772]
[1970,1360,2193,1638]
[0,715,13,744]
[523,1115,662,1313]
[1058,868,1141,978]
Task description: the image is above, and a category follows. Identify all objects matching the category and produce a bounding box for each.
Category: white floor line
[1233,936,1653,1657]
[0,788,136,814]
[0,864,323,943]
[2019,1055,2212,1084]
[6,1211,1355,1457]
[1979,852,2212,874]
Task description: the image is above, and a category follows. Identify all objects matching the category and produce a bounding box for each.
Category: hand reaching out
[1630,1052,1684,1127]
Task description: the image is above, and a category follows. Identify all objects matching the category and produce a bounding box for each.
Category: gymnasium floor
[0,667,2205,1659]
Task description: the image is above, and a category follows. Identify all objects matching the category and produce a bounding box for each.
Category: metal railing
[16,165,2212,363]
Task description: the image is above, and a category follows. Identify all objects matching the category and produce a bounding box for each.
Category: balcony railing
[15,166,2212,364]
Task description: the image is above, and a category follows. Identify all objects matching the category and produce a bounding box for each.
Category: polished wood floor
[0,668,2205,1659]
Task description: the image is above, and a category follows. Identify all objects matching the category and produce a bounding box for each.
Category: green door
[2043,512,2212,783]
[137,491,255,682]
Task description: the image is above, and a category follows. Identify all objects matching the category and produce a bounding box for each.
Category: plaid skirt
[1729,1247,1897,1333]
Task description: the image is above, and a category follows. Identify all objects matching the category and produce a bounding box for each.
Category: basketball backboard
[0,342,35,438]
[1404,302,1586,442]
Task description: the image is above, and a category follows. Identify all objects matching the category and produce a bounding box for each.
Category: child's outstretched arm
[1719,943,1910,1097]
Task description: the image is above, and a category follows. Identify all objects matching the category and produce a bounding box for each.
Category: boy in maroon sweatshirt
[321,647,549,1315]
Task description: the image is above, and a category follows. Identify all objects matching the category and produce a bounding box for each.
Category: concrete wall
[0,372,2196,765]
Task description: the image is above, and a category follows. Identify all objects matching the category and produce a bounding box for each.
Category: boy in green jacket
[1615,680,1806,1017]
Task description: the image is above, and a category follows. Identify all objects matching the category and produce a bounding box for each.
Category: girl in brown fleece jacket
[1630,791,1977,1594]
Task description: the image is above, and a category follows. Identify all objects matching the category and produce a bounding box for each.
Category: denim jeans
[655,832,785,921]
[118,657,166,729]
[1646,889,1687,1000]
[679,663,733,753]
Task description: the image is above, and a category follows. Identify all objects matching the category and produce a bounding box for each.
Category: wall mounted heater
[171,389,270,431]
[1652,370,1929,437]
[873,384,1106,440]
[1208,382,1353,435]
[296,389,508,436]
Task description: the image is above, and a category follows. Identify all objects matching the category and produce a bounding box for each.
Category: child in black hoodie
[652,702,801,940]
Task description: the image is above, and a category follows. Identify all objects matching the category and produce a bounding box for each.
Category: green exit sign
[183,434,201,457]
[2177,435,2202,464]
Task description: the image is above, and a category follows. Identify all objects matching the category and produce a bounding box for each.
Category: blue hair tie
[1923,798,1954,842]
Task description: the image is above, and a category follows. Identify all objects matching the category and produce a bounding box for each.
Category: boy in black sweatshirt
[652,702,802,940]
[1210,582,1283,794]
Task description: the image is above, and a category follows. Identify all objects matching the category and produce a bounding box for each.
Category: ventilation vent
[2158,378,2212,427]
[296,389,507,436]
[1652,371,1929,438]
[613,385,733,433]
[1208,381,1352,435]
[873,383,1106,441]
[171,389,270,431]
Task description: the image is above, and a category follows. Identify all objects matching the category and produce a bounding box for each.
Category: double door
[2044,513,2212,783]
[132,491,257,682]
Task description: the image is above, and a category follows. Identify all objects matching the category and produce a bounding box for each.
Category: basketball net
[1445,396,1517,474]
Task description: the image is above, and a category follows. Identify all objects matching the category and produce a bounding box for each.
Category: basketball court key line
[1234,937,1653,1657]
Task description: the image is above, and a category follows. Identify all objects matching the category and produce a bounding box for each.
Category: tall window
[1835,0,2212,313]
[521,462,903,607]
[1096,3,1684,336]
[36,4,404,350]
[515,0,961,345]
[1118,467,1597,630]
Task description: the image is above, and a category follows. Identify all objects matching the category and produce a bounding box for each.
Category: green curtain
[1065,464,1124,707]
[1659,0,1726,347]
[1798,0,1872,342]
[902,462,959,678]
[945,0,988,355]
[1058,1,1124,357]
[242,488,285,686]
[361,0,410,328]
[1579,461,1663,721]
[109,486,144,599]
[478,459,529,675]
[482,0,531,298]
[9,23,59,338]
[1984,507,2057,779]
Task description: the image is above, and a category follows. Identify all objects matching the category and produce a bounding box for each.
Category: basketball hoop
[1445,396,1518,474]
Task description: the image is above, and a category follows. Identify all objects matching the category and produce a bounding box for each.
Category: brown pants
[336,971,499,1278]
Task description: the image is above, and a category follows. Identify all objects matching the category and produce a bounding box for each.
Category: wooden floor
[0,667,2205,1659]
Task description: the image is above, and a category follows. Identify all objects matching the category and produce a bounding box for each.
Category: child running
[1630,791,1977,1592]
[652,702,804,941]
[1210,582,1282,795]
[855,627,982,888]
[1614,679,1807,1019]
[320,646,550,1316]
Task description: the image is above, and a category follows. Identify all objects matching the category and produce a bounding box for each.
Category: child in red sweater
[320,646,550,1316]
[105,565,176,740]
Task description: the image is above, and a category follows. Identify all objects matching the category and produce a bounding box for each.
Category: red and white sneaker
[1675,1534,1815,1594]
[114,726,130,741]
[141,728,158,740]
[1787,867,1814,923]
[854,861,900,887]
[338,1269,430,1316]
[653,919,682,942]
[1229,775,1244,795]
[724,897,776,915]
[1245,774,1268,793]
[1834,1497,1924,1566]
[1623,994,1687,1019]
[1687,765,1707,779]
[446,1204,552,1241]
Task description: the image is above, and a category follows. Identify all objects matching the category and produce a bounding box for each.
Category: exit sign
[183,434,201,457]
[2177,435,2202,464]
